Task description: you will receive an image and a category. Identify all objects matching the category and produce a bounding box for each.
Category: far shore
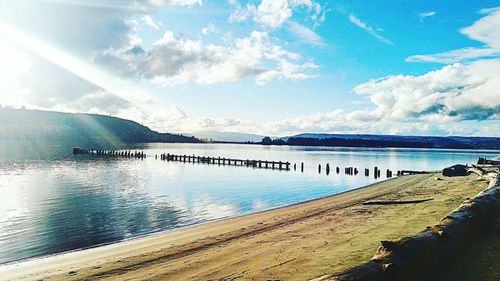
[0,172,489,281]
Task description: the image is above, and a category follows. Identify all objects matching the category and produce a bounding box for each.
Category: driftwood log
[325,173,500,281]
[477,157,500,166]
[361,199,433,205]
[400,170,429,176]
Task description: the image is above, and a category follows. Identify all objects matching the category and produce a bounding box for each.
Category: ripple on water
[0,143,498,264]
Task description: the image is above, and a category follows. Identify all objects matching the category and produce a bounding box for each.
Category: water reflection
[0,143,498,264]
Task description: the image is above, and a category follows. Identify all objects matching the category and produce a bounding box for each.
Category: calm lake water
[0,143,498,264]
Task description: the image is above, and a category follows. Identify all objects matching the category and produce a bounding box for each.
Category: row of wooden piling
[72,147,146,159]
[313,164,397,178]
[73,148,423,178]
[158,153,291,170]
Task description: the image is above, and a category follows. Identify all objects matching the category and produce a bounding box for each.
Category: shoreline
[0,172,489,281]
[0,176,396,268]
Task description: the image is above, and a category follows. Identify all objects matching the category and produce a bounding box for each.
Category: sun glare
[0,22,151,106]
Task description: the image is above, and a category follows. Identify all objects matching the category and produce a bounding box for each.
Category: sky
[0,0,499,137]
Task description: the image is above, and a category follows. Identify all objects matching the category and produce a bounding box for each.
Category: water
[0,143,498,264]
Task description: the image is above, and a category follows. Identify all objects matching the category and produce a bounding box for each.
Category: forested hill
[0,108,200,147]
[281,133,500,150]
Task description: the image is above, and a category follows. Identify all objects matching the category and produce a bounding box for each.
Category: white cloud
[407,7,500,63]
[406,47,498,64]
[252,110,453,136]
[353,58,500,122]
[419,11,436,22]
[287,21,324,47]
[201,23,217,35]
[472,123,500,137]
[0,0,320,135]
[38,0,202,9]
[99,30,318,85]
[228,2,256,23]
[255,0,291,28]
[146,0,202,7]
[348,15,393,45]
[142,15,160,30]
[228,0,323,29]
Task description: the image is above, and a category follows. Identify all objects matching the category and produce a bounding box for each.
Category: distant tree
[272,138,286,145]
[262,137,286,145]
[261,136,272,145]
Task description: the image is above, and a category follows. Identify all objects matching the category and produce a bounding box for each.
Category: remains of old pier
[72,147,146,159]
[73,147,404,177]
[159,153,291,171]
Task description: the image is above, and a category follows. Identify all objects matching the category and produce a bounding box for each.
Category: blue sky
[0,0,499,136]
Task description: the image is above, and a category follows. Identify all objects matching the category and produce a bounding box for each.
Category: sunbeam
[38,0,146,11]
[0,22,153,106]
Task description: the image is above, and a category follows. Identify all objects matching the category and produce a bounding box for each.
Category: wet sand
[0,173,488,281]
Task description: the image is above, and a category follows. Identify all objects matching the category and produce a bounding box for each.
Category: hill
[279,133,500,150]
[0,108,200,151]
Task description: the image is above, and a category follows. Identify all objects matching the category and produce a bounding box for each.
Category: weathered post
[301,162,304,172]
[326,163,330,175]
[318,164,321,174]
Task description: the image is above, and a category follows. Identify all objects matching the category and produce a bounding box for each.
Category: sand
[0,173,488,281]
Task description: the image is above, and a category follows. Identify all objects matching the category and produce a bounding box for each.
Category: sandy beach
[0,173,489,281]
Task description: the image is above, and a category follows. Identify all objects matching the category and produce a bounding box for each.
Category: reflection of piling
[326,163,330,175]
[336,167,340,174]
[301,162,304,172]
[365,168,369,177]
[318,164,321,174]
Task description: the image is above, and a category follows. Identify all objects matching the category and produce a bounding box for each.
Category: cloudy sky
[0,0,499,136]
